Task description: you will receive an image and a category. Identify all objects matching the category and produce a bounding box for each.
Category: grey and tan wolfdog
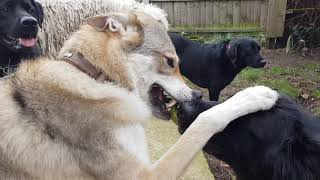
[0,11,278,180]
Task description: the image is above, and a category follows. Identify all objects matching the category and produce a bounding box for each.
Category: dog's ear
[86,15,125,33]
[226,42,239,65]
[34,1,44,28]
[87,13,139,32]
[86,16,109,32]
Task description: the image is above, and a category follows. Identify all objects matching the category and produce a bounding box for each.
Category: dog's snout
[21,16,38,27]
[191,90,203,100]
[259,59,267,67]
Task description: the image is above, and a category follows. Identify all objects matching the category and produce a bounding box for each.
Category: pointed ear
[86,15,108,32]
[86,16,125,33]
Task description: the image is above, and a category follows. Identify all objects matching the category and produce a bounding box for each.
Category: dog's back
[178,96,320,180]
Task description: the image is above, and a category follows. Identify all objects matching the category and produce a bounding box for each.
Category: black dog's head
[0,0,43,52]
[226,38,266,69]
[177,100,218,134]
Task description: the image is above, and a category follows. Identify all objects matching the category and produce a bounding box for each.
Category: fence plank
[173,2,181,26]
[253,1,261,23]
[212,1,220,25]
[219,1,228,25]
[200,2,207,27]
[226,1,233,25]
[240,0,248,24]
[180,2,188,26]
[193,1,201,27]
[266,0,288,37]
[186,2,194,27]
[260,0,268,30]
[162,2,174,26]
[233,1,240,27]
[205,1,213,27]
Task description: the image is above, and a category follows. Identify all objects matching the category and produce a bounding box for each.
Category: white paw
[229,86,279,111]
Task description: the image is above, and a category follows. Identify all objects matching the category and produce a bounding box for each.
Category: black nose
[20,16,38,27]
[191,90,203,100]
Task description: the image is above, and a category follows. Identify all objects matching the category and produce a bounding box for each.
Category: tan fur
[0,11,279,180]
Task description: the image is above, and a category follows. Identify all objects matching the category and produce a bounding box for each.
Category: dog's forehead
[139,20,176,54]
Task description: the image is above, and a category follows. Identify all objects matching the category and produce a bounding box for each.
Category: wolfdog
[0,11,278,179]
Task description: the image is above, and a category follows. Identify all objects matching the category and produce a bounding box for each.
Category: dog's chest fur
[0,59,151,179]
[115,125,150,164]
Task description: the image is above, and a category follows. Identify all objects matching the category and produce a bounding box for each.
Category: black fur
[0,0,44,77]
[13,89,27,109]
[169,33,266,101]
[177,96,320,180]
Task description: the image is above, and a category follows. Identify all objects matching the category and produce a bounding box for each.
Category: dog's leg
[140,86,278,180]
[208,87,220,101]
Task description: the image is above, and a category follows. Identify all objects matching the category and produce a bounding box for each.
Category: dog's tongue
[19,38,36,47]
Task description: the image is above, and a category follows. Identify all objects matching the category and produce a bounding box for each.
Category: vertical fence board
[260,0,268,30]
[200,2,207,27]
[180,2,188,27]
[206,1,213,27]
[219,1,228,25]
[186,2,194,27]
[254,1,262,23]
[193,1,201,27]
[266,0,288,37]
[213,1,220,25]
[233,1,241,27]
[226,1,233,25]
[248,1,254,23]
[173,2,181,27]
[240,0,248,24]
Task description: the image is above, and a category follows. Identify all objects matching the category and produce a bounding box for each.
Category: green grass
[313,89,320,98]
[235,67,300,98]
[270,67,290,75]
[239,68,264,82]
[263,79,300,98]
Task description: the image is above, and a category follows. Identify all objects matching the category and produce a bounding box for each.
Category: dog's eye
[29,9,35,13]
[166,58,175,68]
[0,8,8,12]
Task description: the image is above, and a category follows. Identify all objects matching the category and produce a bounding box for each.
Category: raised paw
[229,86,279,112]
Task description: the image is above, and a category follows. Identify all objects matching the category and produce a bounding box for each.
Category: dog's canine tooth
[166,100,177,108]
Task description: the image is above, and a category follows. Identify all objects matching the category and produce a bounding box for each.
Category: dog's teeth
[166,100,177,108]
[163,91,169,96]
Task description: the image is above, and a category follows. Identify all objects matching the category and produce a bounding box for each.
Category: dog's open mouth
[0,34,37,49]
[149,83,178,120]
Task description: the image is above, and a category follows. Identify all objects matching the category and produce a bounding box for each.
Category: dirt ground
[189,48,320,180]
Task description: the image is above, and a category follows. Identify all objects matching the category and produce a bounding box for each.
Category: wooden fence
[140,0,288,39]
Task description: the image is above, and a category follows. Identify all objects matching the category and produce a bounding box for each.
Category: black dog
[0,0,44,77]
[177,96,320,180]
[169,33,266,101]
